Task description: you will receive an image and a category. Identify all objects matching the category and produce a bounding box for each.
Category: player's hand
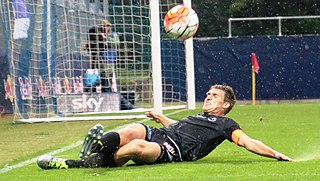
[145,111,161,123]
[275,152,295,162]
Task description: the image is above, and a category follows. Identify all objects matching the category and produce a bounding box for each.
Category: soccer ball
[164,5,199,40]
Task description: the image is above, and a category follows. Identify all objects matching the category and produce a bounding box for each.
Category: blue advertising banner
[193,36,320,101]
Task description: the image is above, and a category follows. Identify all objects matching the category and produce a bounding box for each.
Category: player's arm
[231,129,294,161]
[145,111,177,127]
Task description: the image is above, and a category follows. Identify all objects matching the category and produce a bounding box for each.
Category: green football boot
[37,155,68,169]
[79,124,104,159]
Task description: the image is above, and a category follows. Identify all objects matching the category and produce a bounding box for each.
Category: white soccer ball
[164,5,199,40]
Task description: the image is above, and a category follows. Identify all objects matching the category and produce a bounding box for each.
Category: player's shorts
[141,123,183,163]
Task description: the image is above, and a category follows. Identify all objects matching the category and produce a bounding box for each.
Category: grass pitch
[0,103,320,180]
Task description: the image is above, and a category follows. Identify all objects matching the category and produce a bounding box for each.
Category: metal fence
[228,15,320,37]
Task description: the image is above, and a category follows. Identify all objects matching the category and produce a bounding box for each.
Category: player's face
[202,88,229,116]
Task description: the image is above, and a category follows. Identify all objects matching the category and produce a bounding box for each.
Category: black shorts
[141,123,183,163]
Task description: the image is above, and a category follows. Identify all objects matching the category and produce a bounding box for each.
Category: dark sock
[83,153,107,168]
[67,132,121,168]
[66,154,107,168]
[66,159,85,168]
[97,132,120,153]
[97,131,120,167]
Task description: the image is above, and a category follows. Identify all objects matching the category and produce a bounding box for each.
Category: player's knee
[118,124,145,141]
[126,139,147,156]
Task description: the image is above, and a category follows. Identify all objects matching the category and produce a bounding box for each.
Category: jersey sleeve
[223,118,242,142]
[231,129,245,145]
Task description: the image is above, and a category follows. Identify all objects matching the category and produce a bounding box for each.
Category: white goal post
[0,0,196,123]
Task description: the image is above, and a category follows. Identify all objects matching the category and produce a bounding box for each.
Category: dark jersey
[160,114,241,161]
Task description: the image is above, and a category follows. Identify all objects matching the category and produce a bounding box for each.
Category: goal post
[184,0,196,110]
[0,0,196,123]
[150,0,163,115]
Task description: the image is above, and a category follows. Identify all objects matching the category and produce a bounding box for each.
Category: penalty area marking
[0,109,185,174]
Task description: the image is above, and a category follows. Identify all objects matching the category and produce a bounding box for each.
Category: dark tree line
[192,0,320,37]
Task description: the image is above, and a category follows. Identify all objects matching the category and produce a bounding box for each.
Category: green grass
[1,103,320,180]
[117,69,150,84]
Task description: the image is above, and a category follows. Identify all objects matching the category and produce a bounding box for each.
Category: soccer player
[37,84,294,169]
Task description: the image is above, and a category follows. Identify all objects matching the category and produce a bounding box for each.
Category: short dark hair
[210,84,236,114]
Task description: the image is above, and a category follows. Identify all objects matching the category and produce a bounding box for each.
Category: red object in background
[251,53,260,73]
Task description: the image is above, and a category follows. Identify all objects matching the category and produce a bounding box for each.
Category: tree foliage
[193,0,320,37]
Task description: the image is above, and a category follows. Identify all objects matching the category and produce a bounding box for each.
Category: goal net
[0,0,195,123]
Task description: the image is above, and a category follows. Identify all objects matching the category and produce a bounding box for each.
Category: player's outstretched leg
[79,124,104,159]
[37,154,111,169]
[37,155,69,169]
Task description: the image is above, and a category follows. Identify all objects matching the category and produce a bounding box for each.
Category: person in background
[84,19,120,92]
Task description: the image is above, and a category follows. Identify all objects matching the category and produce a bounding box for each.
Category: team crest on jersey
[196,114,217,123]
[195,114,206,119]
[207,117,217,123]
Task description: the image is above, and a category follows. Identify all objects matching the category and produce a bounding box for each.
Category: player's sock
[67,154,105,168]
[68,151,120,168]
[65,159,85,168]
[98,131,120,167]
[66,155,108,168]
[97,131,120,153]
[83,153,110,168]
